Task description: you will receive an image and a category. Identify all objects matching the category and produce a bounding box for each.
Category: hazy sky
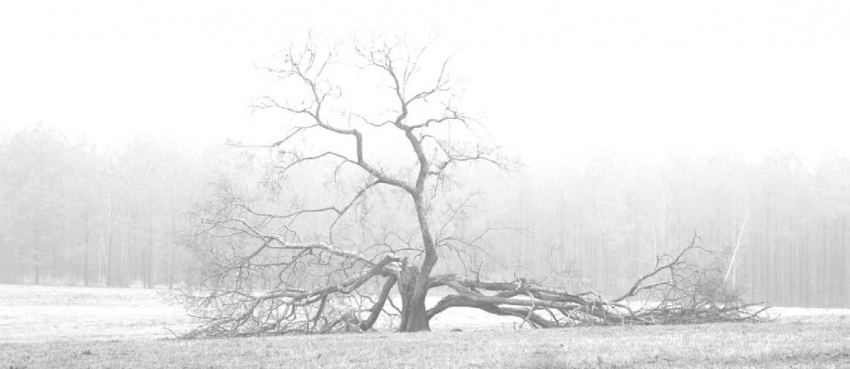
[1,1,849,167]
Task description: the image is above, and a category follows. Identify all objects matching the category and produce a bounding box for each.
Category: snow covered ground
[0,284,195,343]
[766,306,850,323]
[1,284,848,343]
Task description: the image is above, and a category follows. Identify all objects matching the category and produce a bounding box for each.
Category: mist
[1,1,849,309]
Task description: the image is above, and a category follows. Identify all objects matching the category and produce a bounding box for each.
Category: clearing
[1,284,849,368]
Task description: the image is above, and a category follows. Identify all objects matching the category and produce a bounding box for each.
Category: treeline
[491,152,850,308]
[0,125,211,287]
[2,125,849,308]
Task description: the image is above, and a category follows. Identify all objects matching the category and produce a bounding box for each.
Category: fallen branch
[181,233,769,338]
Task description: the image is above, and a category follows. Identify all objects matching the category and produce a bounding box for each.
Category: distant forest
[1,124,848,308]
[0,125,209,289]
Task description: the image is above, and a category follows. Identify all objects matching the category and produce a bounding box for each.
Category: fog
[1,1,849,308]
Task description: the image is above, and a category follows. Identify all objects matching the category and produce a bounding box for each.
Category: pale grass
[0,284,195,343]
[2,284,849,368]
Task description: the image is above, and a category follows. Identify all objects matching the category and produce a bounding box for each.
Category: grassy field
[0,284,194,343]
[2,284,850,368]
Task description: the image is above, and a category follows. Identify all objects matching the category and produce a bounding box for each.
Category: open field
[0,284,195,343]
[2,284,850,368]
[0,284,520,343]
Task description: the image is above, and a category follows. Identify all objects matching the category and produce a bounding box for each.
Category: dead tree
[427,234,768,328]
[179,36,768,338]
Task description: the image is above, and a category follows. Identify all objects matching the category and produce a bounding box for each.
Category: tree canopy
[178,36,768,338]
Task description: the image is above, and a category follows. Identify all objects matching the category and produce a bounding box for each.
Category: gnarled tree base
[180,235,769,339]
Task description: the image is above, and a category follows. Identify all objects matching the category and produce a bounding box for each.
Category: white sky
[1,1,849,168]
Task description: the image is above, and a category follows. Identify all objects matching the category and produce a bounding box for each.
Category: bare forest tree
[180,36,767,338]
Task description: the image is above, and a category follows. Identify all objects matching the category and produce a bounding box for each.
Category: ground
[2,284,850,368]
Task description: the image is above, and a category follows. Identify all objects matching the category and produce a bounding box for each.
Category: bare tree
[180,35,767,338]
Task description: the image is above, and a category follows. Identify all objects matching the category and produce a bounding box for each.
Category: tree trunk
[398,263,430,332]
[396,193,439,332]
[106,195,115,287]
[84,209,89,287]
[32,225,39,285]
[169,203,175,289]
[147,194,154,289]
